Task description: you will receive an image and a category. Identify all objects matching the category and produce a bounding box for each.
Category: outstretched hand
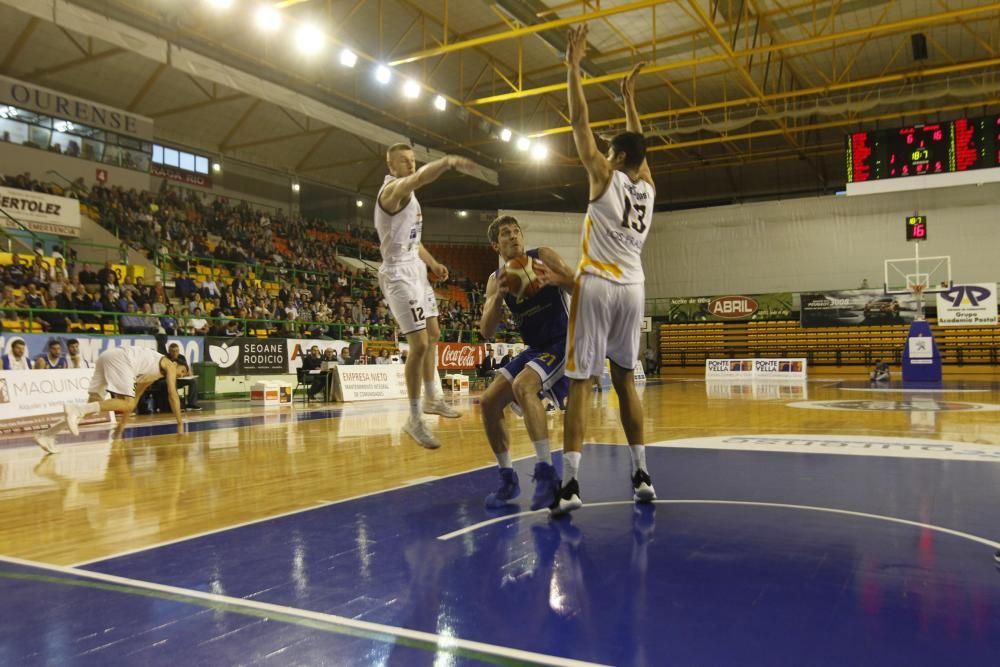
[566,24,589,67]
[622,61,646,99]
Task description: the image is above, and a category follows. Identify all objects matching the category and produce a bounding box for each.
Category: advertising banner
[437,342,484,371]
[285,338,349,372]
[667,293,794,322]
[0,186,81,237]
[0,368,113,434]
[705,358,807,380]
[935,283,998,326]
[151,164,213,189]
[207,337,287,375]
[332,364,409,402]
[800,289,921,327]
[0,333,203,367]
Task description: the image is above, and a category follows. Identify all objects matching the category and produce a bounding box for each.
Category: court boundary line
[436,499,1000,549]
[69,432,1000,567]
[0,555,607,667]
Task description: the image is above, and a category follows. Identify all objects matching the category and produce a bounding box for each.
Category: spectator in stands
[48,257,69,296]
[98,260,119,289]
[223,316,243,337]
[151,294,168,315]
[2,338,31,370]
[139,303,159,333]
[5,254,28,287]
[78,263,98,285]
[161,304,179,335]
[66,339,88,368]
[53,284,78,331]
[0,285,25,321]
[34,339,67,369]
[120,303,151,334]
[201,273,221,300]
[23,282,51,331]
[187,307,209,335]
[174,271,197,300]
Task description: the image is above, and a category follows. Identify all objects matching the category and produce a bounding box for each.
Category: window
[163,147,179,167]
[195,156,209,174]
[152,143,212,176]
[152,144,163,163]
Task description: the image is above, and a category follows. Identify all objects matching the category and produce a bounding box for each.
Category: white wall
[507,182,1000,298]
[0,140,149,191]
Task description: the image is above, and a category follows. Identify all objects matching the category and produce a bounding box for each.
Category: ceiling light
[457,210,468,218]
[516,137,531,151]
[212,162,222,173]
[531,143,549,161]
[403,79,421,99]
[254,5,281,32]
[295,24,325,56]
[355,199,364,208]
[292,182,301,193]
[433,95,446,111]
[339,48,358,68]
[499,128,512,142]
[375,65,392,84]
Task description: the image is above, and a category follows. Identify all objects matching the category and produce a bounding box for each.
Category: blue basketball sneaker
[530,461,560,510]
[484,468,520,508]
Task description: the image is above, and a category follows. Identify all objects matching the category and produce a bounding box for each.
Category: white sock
[563,451,582,481]
[82,402,100,415]
[496,450,512,469]
[409,399,421,420]
[532,438,552,464]
[424,380,441,399]
[629,445,647,473]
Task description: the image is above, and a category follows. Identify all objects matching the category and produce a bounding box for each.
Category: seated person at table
[302,345,326,400]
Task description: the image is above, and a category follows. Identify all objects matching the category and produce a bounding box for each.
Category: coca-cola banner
[437,342,485,370]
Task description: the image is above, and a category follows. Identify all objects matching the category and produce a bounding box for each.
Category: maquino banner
[207,337,288,375]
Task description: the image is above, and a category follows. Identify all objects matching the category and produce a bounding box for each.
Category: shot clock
[906,215,927,241]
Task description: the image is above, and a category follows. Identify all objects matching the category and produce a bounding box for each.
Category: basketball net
[910,283,926,321]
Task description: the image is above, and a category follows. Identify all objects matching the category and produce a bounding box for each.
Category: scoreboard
[847,115,1000,183]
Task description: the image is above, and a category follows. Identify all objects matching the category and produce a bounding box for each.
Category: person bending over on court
[375,143,478,449]
[870,360,890,383]
[33,345,189,454]
[554,26,656,515]
[479,216,575,509]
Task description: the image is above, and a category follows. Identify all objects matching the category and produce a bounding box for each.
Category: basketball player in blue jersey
[553,25,656,515]
[33,339,68,369]
[375,143,479,449]
[479,216,575,509]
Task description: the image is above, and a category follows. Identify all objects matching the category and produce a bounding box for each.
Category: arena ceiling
[2,0,1000,212]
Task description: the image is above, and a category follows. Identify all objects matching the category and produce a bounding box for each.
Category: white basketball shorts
[565,274,643,379]
[379,261,439,336]
[88,347,137,397]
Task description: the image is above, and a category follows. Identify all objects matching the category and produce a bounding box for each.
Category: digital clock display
[906,215,927,241]
[846,115,1000,183]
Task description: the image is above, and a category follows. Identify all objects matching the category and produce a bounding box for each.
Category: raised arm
[621,62,654,187]
[479,272,509,340]
[379,155,479,212]
[566,24,610,199]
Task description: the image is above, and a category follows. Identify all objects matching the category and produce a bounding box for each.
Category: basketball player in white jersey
[552,24,656,514]
[375,144,478,449]
[33,345,189,454]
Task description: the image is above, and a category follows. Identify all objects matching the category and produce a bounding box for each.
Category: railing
[0,305,493,343]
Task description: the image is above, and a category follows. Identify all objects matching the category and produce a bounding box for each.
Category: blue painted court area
[4,443,1000,665]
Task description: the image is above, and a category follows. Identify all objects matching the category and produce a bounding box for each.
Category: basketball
[503,255,541,299]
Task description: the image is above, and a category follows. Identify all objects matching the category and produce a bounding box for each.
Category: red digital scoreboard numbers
[906,215,927,242]
[846,115,1000,183]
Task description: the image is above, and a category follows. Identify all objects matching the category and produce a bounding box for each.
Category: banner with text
[285,338,349,372]
[705,358,807,380]
[935,283,998,326]
[0,368,113,434]
[207,337,287,375]
[666,293,794,322]
[0,186,81,237]
[800,289,922,327]
[437,342,485,371]
[0,334,203,368]
[333,364,409,402]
